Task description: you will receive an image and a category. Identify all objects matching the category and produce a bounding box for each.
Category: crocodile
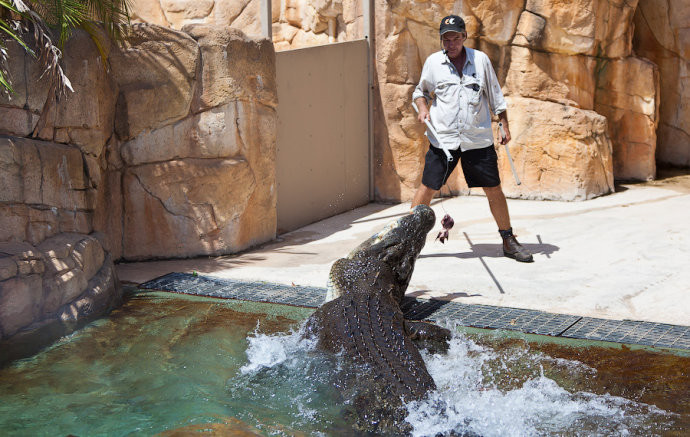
[303,204,451,432]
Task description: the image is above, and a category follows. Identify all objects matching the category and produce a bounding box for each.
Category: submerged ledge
[140,272,690,352]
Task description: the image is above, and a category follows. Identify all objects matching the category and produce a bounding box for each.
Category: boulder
[0,136,93,244]
[122,158,256,259]
[121,101,245,165]
[595,56,659,180]
[0,234,117,343]
[110,24,199,140]
[0,40,51,136]
[633,0,690,167]
[184,24,277,112]
[504,46,596,109]
[212,0,254,27]
[129,0,171,26]
[160,0,215,28]
[0,275,43,338]
[50,30,118,156]
[0,237,120,366]
[523,0,637,57]
[500,96,614,200]
[462,0,524,45]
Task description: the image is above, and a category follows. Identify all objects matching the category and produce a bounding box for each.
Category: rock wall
[0,24,277,361]
[633,0,690,168]
[374,0,654,200]
[128,0,362,51]
[129,0,689,199]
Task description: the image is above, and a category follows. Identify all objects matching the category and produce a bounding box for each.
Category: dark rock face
[303,204,451,433]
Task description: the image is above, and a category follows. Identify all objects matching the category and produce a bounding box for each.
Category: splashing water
[0,294,684,436]
[240,322,676,436]
[403,327,674,437]
[240,324,316,374]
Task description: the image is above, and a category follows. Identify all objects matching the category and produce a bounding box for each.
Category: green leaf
[0,70,14,94]
[0,18,35,56]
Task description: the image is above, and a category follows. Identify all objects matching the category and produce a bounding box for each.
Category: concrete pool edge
[139,272,690,353]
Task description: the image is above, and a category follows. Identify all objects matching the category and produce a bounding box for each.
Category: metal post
[261,0,272,40]
[363,0,374,200]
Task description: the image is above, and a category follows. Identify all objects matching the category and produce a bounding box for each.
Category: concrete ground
[117,170,690,327]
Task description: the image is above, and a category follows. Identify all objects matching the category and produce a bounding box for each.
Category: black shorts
[421,144,500,190]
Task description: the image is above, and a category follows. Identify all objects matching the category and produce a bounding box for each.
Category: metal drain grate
[140,272,689,350]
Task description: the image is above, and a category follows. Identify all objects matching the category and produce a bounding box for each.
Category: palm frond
[85,0,130,42]
[0,0,131,96]
[80,19,109,71]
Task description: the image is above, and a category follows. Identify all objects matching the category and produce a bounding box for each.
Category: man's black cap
[439,15,466,36]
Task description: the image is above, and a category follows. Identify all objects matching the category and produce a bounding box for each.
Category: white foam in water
[240,324,316,374]
[405,329,672,437]
[238,322,672,435]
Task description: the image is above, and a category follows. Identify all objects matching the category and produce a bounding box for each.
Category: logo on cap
[445,18,455,25]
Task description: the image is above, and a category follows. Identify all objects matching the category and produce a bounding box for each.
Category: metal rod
[498,122,521,185]
[412,101,452,162]
[260,0,272,40]
[363,0,375,200]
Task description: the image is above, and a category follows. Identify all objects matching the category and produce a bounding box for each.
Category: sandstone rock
[122,158,257,259]
[520,0,638,58]
[212,0,253,27]
[226,0,262,36]
[504,46,596,109]
[0,41,29,109]
[406,20,442,64]
[272,23,299,46]
[500,96,614,200]
[0,107,40,137]
[43,268,88,314]
[52,30,117,156]
[463,0,524,45]
[388,0,453,29]
[633,0,690,167]
[375,82,427,201]
[184,25,277,112]
[110,24,199,140]
[121,101,246,165]
[592,0,638,58]
[92,170,124,260]
[343,0,362,24]
[595,56,659,180]
[290,29,330,48]
[0,39,51,118]
[58,254,119,326]
[0,275,43,337]
[380,29,423,85]
[513,10,547,47]
[0,256,17,281]
[0,136,88,209]
[129,0,171,26]
[301,0,343,34]
[233,101,277,247]
[524,0,597,55]
[160,0,215,29]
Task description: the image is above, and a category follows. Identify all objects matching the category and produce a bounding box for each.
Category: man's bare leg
[411,184,438,209]
[482,185,510,230]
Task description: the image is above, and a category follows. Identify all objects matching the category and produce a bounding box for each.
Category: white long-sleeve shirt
[412,47,507,151]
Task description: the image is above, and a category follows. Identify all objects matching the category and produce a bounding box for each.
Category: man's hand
[498,110,511,145]
[499,123,511,145]
[415,98,430,123]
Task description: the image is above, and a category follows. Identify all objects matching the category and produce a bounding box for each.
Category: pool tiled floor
[140,272,689,351]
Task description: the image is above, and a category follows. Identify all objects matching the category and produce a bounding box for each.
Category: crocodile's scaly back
[304,205,449,432]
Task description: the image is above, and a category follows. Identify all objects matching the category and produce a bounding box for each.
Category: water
[0,291,687,436]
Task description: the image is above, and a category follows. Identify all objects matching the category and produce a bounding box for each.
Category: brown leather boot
[503,235,533,262]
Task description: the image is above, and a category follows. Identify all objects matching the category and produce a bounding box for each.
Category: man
[411,14,533,262]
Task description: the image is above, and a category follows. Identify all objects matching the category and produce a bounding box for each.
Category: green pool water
[0,291,687,436]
